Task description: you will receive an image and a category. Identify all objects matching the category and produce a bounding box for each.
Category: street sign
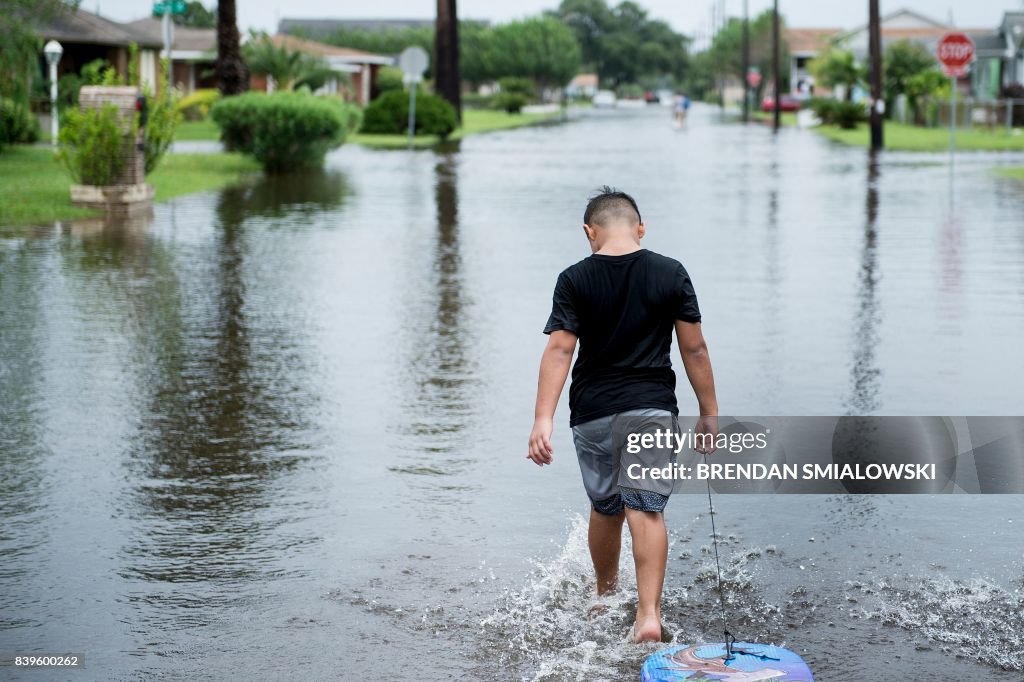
[152,0,187,16]
[398,46,429,83]
[746,68,762,89]
[398,46,430,149]
[936,32,975,77]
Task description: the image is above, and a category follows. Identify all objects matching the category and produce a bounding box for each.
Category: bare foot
[632,614,662,643]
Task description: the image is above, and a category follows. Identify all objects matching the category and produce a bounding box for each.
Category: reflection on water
[391,148,482,486]
[846,151,882,415]
[1,106,1023,680]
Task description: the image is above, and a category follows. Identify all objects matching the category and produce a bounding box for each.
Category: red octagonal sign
[936,32,975,77]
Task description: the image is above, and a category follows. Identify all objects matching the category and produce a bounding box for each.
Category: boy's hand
[693,415,719,455]
[527,418,554,466]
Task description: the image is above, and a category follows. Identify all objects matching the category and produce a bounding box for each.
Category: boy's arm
[527,330,578,466]
[674,320,719,454]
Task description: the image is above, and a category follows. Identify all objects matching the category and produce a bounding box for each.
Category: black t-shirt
[543,249,701,427]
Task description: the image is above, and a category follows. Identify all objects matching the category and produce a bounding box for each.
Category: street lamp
[43,40,63,147]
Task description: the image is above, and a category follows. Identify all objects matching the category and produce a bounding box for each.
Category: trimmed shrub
[176,88,220,121]
[0,98,40,150]
[56,104,125,185]
[375,66,405,95]
[494,92,528,113]
[808,97,838,124]
[360,89,457,137]
[833,101,867,129]
[497,77,534,99]
[211,92,360,172]
[808,98,865,129]
[462,92,496,110]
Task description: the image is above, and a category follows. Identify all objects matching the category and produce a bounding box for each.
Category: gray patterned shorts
[571,408,680,515]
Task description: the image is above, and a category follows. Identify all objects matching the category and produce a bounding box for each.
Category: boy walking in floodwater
[527,187,719,643]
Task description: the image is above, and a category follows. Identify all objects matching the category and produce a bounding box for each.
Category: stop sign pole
[937,32,976,162]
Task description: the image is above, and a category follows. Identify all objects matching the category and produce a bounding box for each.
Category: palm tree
[215,0,249,94]
[243,34,345,92]
[434,0,461,121]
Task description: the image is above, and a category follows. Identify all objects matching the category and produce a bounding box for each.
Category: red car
[761,94,802,112]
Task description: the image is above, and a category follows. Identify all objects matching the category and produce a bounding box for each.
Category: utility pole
[742,0,750,122]
[772,0,781,132]
[434,0,461,123]
[868,0,884,150]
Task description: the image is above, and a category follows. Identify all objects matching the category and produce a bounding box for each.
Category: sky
[90,0,1021,39]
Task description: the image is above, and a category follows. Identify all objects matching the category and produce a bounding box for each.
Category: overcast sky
[90,0,1021,38]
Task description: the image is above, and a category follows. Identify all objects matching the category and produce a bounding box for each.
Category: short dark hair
[583,186,642,226]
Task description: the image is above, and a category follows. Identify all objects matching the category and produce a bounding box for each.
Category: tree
[808,47,863,101]
[215,0,248,95]
[883,40,936,106]
[0,0,71,104]
[319,26,433,56]
[243,34,343,92]
[435,0,461,121]
[553,0,688,87]
[158,1,216,29]
[484,17,581,92]
[701,9,788,99]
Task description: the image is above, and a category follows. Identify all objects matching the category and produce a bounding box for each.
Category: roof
[784,28,841,54]
[37,7,162,48]
[269,34,394,64]
[1001,11,1024,38]
[125,17,215,53]
[569,73,598,88]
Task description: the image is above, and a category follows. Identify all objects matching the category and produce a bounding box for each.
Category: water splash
[848,576,1024,671]
[476,514,793,681]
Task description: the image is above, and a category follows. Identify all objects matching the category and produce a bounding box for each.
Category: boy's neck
[593,238,643,256]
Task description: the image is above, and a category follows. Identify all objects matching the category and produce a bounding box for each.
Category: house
[125,18,218,94]
[784,28,841,95]
[970,12,1024,100]
[251,34,393,105]
[35,7,163,90]
[565,73,598,99]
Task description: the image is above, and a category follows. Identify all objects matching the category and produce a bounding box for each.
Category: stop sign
[936,32,975,77]
[746,69,762,88]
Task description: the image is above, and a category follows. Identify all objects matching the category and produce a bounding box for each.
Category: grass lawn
[751,110,799,127]
[174,119,220,141]
[0,146,259,225]
[815,121,1024,152]
[995,167,1024,180]
[350,108,563,149]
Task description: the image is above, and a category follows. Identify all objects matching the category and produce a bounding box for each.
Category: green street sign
[153,0,187,15]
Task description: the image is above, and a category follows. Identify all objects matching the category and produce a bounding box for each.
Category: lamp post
[43,40,63,147]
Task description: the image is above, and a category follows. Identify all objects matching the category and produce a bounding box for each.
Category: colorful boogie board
[641,642,814,681]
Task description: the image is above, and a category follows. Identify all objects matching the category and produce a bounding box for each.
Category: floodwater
[2,105,1023,681]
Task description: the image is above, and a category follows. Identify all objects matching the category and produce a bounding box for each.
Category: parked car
[761,94,802,112]
[592,90,617,108]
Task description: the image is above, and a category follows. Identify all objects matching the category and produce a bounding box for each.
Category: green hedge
[809,97,866,129]
[211,92,361,172]
[0,98,40,150]
[360,89,458,137]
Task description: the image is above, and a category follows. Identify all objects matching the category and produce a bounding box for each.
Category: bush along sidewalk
[211,91,361,172]
[360,90,458,138]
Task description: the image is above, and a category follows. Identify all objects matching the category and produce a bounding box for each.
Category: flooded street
[2,105,1023,680]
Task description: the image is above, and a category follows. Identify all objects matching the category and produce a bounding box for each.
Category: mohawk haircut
[583,186,642,227]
